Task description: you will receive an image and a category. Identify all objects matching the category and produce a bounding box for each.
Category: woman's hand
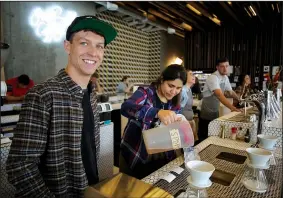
[157,110,182,125]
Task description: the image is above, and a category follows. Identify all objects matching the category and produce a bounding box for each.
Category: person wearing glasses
[6,15,117,197]
[198,57,242,143]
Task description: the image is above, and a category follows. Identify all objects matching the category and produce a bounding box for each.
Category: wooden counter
[85,173,172,198]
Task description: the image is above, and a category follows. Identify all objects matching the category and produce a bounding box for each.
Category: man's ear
[64,40,71,55]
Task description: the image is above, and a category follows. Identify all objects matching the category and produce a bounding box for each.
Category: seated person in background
[5,74,34,101]
[119,64,190,179]
[116,76,133,94]
[90,72,103,93]
[181,69,198,142]
[234,74,255,107]
[191,76,203,100]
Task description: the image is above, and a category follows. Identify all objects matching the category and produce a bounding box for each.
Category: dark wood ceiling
[113,1,282,37]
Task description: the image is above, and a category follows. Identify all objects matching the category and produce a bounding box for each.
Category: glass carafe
[185,184,208,198]
[241,163,268,193]
[268,149,277,166]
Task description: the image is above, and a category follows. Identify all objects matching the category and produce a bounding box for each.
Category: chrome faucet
[239,93,266,147]
[239,99,265,135]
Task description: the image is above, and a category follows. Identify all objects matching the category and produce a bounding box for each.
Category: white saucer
[187,176,212,189]
[258,144,275,151]
[242,179,267,193]
[246,160,270,169]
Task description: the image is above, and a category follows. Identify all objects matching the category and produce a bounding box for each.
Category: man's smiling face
[64,30,105,77]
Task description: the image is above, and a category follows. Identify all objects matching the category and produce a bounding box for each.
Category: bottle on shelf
[220,125,225,139]
[231,127,237,140]
[244,129,251,143]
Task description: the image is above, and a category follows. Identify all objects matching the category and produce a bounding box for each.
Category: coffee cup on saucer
[186,160,215,187]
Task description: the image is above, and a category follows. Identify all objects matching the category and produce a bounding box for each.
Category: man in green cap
[6,15,117,197]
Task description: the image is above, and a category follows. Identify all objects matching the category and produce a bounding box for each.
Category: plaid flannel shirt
[6,69,100,198]
[120,85,181,169]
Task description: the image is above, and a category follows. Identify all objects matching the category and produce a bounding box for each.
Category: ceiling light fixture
[249,5,257,16]
[276,4,280,13]
[167,27,176,34]
[209,17,221,26]
[181,22,193,31]
[228,2,232,5]
[174,57,183,65]
[186,4,202,15]
[244,7,252,17]
[106,2,118,11]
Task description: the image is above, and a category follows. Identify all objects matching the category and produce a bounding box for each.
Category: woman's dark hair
[237,74,250,87]
[18,74,30,85]
[121,76,129,82]
[191,76,202,94]
[154,64,187,106]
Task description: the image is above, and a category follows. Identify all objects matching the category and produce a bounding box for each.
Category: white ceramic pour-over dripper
[257,134,278,150]
[186,160,215,187]
[246,148,272,167]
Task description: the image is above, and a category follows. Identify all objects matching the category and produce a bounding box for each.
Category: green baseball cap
[66,15,117,45]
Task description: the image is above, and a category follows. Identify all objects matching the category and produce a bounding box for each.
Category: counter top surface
[1,103,22,112]
[142,136,282,185]
[142,136,282,198]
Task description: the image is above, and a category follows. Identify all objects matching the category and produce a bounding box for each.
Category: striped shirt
[6,69,100,198]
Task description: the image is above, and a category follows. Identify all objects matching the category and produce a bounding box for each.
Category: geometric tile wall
[96,11,161,94]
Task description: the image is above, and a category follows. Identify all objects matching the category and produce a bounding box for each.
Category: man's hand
[230,106,243,112]
[157,110,182,125]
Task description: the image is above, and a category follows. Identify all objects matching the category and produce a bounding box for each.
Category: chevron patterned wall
[96,11,161,94]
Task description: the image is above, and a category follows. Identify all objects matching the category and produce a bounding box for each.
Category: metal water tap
[239,98,265,147]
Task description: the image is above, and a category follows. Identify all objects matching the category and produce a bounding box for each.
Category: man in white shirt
[198,57,242,143]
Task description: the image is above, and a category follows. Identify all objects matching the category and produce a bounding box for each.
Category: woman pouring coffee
[119,64,193,179]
